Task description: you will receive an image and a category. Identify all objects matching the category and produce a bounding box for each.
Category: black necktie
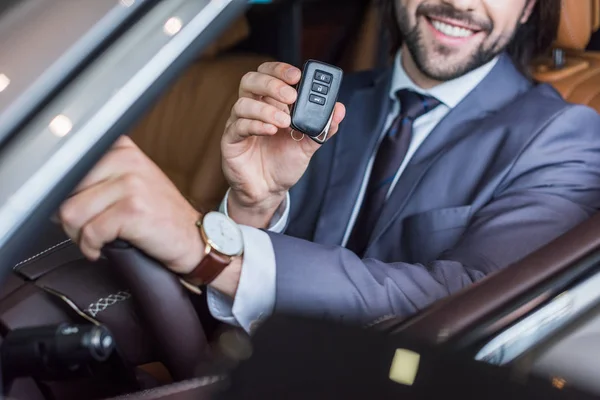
[346,89,441,256]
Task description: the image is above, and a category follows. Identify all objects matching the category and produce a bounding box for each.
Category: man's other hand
[58,136,203,275]
[222,61,346,228]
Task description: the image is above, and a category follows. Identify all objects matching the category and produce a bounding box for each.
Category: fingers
[238,61,300,106]
[113,135,137,149]
[225,96,296,144]
[225,118,279,144]
[78,200,138,260]
[230,61,347,148]
[59,173,140,244]
[263,96,291,114]
[56,131,202,270]
[72,140,150,194]
[239,71,298,105]
[77,202,123,260]
[257,62,301,85]
[232,97,291,128]
[327,102,347,138]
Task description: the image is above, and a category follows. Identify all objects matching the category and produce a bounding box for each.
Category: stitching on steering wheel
[85,291,132,317]
[13,238,73,270]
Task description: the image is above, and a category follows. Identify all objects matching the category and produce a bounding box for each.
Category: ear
[520,0,537,24]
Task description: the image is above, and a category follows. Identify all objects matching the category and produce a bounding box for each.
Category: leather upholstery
[2,224,158,367]
[129,17,272,211]
[536,51,600,111]
[1,224,161,398]
[555,0,594,50]
[594,0,600,31]
[534,0,600,112]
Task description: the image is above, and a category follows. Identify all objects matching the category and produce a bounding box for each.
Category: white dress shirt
[207,52,499,333]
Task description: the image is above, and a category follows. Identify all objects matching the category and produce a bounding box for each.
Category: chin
[415,56,471,81]
[413,45,489,81]
[406,25,495,81]
[421,67,464,81]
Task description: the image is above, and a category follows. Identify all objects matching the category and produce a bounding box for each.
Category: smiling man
[60,0,600,332]
[396,1,527,81]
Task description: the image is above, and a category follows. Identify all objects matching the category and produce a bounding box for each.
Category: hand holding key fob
[290,60,343,144]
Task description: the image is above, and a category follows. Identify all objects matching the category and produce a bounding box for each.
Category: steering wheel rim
[102,240,210,381]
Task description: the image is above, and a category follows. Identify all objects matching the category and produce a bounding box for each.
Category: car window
[530,304,600,395]
[0,0,152,148]
[474,265,600,395]
[475,268,600,365]
[0,0,247,275]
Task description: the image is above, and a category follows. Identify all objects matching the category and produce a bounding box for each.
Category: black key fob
[290,60,343,144]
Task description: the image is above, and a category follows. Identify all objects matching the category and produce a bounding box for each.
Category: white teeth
[431,20,475,38]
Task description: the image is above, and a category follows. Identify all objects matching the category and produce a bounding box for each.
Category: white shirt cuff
[207,225,276,333]
[219,188,290,233]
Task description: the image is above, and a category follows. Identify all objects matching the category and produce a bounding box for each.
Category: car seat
[128,16,272,211]
[533,0,600,111]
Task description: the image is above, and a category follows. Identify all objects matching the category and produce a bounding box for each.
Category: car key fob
[290,60,343,144]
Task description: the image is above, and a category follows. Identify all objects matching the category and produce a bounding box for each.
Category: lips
[423,14,487,43]
[430,19,476,37]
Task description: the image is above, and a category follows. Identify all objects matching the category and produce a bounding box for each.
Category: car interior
[2,0,600,399]
[130,0,600,213]
[533,0,600,110]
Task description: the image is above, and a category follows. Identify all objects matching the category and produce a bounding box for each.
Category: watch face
[202,212,244,256]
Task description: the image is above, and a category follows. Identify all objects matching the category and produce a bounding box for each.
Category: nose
[441,0,478,12]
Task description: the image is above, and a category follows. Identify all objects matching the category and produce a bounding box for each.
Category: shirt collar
[389,51,499,109]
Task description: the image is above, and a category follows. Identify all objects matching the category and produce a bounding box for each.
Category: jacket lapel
[365,54,531,253]
[312,69,393,245]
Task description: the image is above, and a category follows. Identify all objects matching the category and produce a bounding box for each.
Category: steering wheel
[103,241,210,381]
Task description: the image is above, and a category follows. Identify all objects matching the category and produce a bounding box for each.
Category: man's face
[396,0,536,81]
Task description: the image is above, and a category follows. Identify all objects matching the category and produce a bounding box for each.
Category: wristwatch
[181,211,244,289]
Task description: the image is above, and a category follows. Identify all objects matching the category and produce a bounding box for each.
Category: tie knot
[395,89,441,121]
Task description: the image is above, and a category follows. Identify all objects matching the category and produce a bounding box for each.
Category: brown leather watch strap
[181,219,232,286]
[183,247,231,286]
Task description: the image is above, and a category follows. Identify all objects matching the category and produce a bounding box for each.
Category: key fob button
[311,82,329,95]
[314,70,332,84]
[309,94,326,105]
[290,60,343,141]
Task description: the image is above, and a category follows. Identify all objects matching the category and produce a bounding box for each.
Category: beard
[396,2,516,81]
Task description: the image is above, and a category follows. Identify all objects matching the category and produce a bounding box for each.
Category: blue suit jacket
[267,53,600,324]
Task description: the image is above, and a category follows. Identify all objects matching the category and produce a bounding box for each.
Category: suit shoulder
[532,83,600,129]
[527,83,599,114]
[509,82,600,129]
[508,84,600,166]
[517,82,567,110]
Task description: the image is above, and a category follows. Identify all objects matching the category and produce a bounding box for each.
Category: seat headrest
[555,0,600,50]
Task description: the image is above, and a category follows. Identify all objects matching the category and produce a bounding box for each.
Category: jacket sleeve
[269,105,600,324]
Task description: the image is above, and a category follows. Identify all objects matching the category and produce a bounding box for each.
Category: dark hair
[381,0,562,75]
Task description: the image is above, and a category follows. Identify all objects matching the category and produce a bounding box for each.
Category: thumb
[327,102,347,139]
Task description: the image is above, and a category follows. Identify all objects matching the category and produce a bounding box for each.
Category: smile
[431,19,475,38]
[424,15,484,41]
